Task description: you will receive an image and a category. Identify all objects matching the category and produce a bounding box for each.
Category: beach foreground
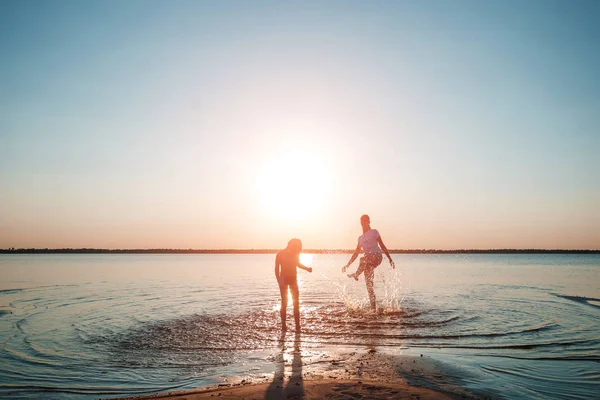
[119,379,453,400]
[114,350,491,400]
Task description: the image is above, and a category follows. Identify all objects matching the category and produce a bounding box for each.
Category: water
[0,253,599,399]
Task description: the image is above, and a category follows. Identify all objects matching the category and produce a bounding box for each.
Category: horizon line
[0,248,598,254]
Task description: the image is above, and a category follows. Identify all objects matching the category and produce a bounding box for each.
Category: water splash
[315,269,370,312]
[315,263,406,315]
[380,265,405,313]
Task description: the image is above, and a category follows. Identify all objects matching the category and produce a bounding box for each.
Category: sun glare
[255,149,332,222]
[300,253,313,265]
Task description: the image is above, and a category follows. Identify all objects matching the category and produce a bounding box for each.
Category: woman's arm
[342,244,361,272]
[377,236,395,268]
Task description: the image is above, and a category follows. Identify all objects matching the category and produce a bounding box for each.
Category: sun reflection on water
[300,253,313,265]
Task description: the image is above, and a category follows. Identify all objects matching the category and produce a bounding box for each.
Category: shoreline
[109,348,495,400]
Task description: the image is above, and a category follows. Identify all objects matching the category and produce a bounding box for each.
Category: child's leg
[279,282,289,330]
[290,281,300,331]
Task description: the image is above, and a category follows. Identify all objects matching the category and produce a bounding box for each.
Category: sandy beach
[114,349,492,400]
[119,380,453,400]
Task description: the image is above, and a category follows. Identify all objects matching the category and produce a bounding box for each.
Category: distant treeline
[0,248,598,254]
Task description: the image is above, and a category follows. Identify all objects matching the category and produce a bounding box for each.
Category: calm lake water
[0,253,599,399]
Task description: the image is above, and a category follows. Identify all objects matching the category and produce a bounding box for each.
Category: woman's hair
[287,238,302,253]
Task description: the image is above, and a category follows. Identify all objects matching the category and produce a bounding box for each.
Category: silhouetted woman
[342,214,395,311]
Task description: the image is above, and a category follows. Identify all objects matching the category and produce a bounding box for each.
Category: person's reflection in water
[265,331,304,399]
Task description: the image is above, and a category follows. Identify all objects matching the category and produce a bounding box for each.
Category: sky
[1,0,599,250]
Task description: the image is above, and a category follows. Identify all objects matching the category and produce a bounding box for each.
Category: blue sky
[1,1,599,249]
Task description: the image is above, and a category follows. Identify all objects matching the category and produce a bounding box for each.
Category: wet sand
[114,349,493,400]
[120,379,454,400]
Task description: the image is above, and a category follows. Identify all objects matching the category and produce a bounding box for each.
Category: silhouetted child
[275,238,312,331]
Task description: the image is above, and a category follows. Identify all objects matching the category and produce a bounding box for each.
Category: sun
[255,149,332,222]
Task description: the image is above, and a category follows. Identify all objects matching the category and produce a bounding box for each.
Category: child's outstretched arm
[297,263,312,273]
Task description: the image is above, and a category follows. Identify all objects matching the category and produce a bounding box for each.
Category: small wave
[0,383,185,396]
[0,284,80,293]
[481,354,600,362]
[0,288,25,294]
[551,293,600,309]
[0,309,12,317]
[420,337,598,350]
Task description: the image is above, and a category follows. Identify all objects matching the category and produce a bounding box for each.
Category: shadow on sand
[264,331,304,400]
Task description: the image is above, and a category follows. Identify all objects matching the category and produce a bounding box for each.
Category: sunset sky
[1,1,599,250]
